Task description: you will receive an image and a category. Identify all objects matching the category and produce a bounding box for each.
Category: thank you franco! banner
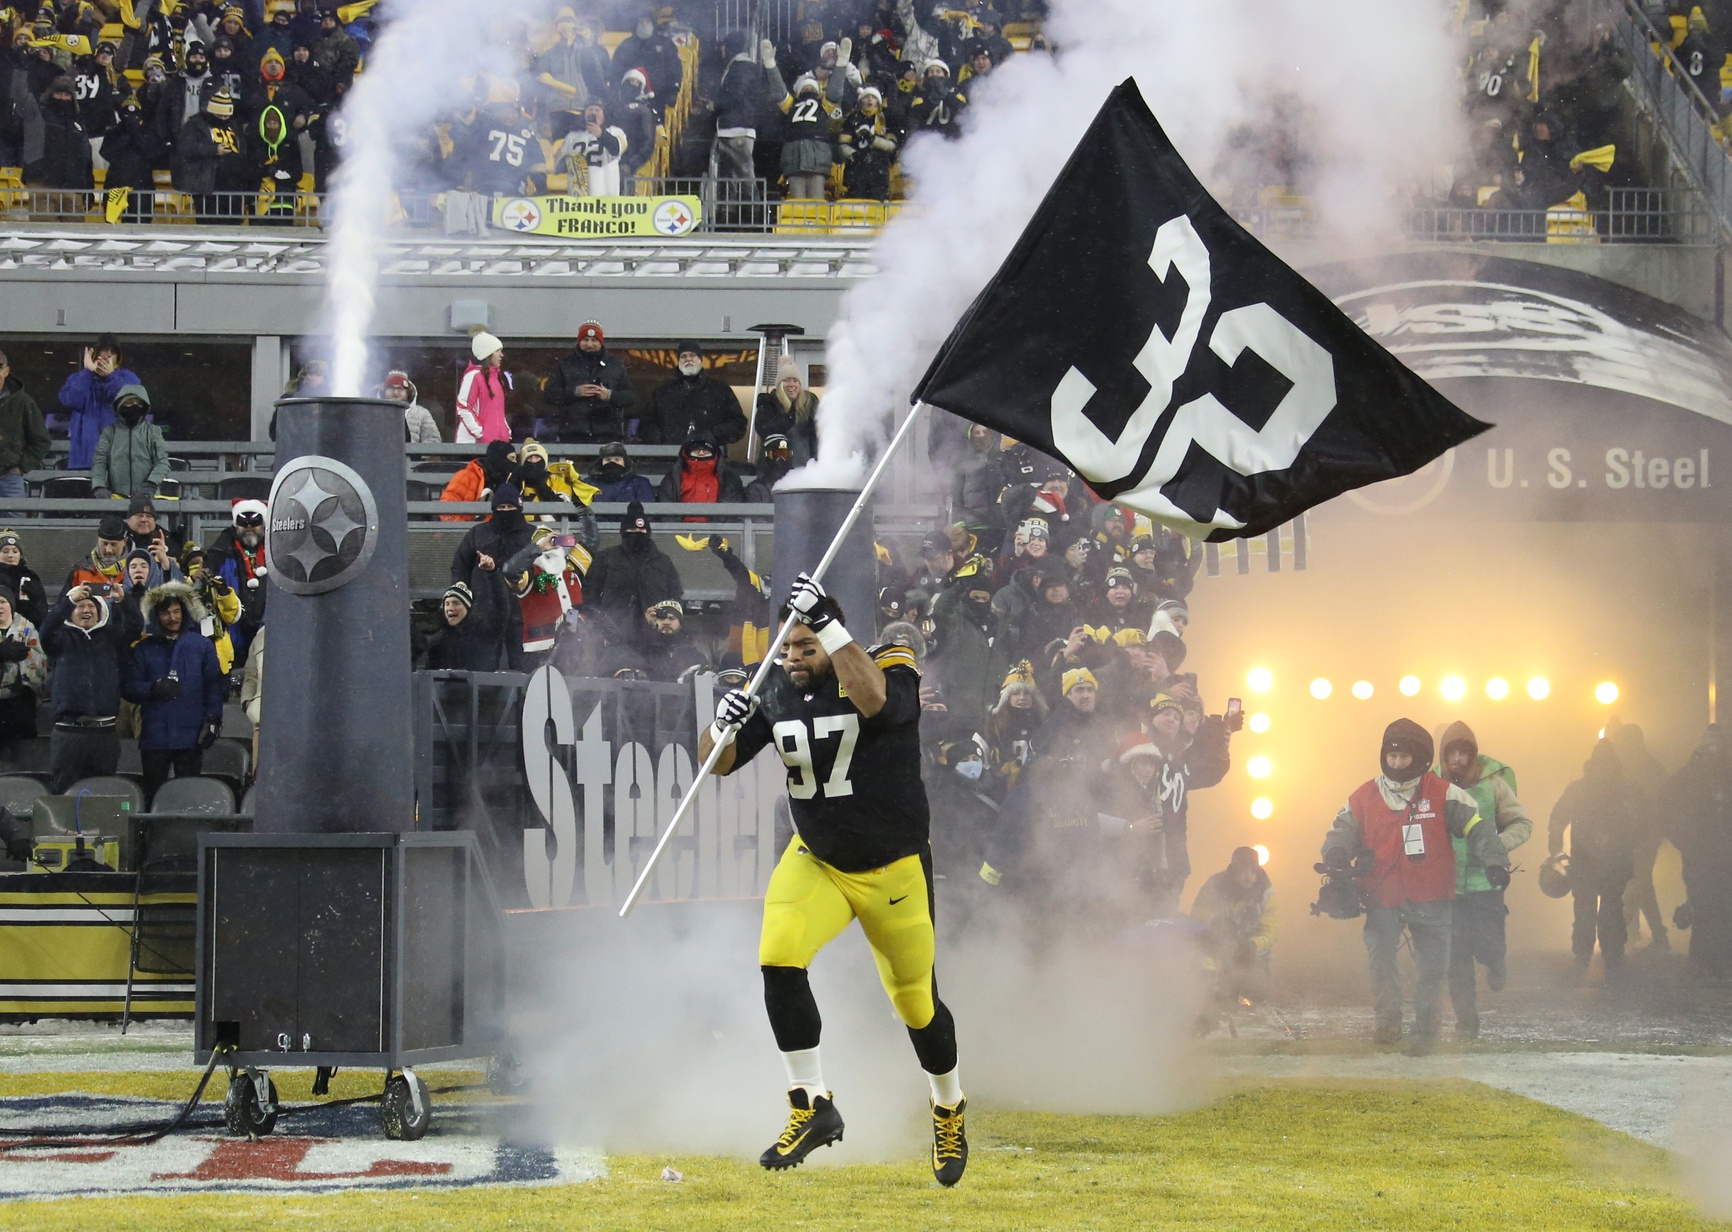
[492,194,702,238]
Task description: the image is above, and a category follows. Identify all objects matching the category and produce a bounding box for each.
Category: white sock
[927,1065,963,1108]
[781,1047,825,1101]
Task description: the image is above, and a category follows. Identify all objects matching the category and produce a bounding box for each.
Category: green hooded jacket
[1438,720,1532,893]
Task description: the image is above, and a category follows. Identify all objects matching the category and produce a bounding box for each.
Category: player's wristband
[707,721,737,749]
[814,620,853,655]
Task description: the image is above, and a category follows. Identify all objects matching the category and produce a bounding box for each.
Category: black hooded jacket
[646,372,747,445]
[585,527,682,642]
[542,345,636,442]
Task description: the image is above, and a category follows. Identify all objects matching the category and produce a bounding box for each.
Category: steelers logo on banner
[652,198,696,236]
[266,455,380,595]
[500,198,543,232]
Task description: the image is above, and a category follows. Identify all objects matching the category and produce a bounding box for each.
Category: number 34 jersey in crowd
[728,646,929,873]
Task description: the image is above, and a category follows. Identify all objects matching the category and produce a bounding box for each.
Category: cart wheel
[224,1072,279,1137]
[380,1072,431,1141]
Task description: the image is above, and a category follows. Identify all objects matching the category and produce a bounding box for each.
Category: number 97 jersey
[726,646,930,874]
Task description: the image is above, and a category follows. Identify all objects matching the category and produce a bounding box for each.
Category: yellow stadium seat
[1002,21,1038,39]
[545,172,570,191]
[93,166,106,188]
[830,199,888,231]
[123,68,142,87]
[99,22,123,41]
[601,31,627,52]
[774,199,831,235]
[1008,35,1031,51]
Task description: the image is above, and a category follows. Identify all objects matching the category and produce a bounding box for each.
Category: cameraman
[1320,719,1509,1056]
[1192,846,1276,1007]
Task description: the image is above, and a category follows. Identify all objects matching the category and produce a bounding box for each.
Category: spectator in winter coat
[91,383,170,499]
[0,583,46,748]
[313,7,358,92]
[455,332,511,444]
[613,8,681,122]
[647,341,746,446]
[536,7,613,137]
[59,335,140,471]
[610,69,657,183]
[439,439,514,522]
[712,29,787,180]
[420,580,503,672]
[744,433,794,502]
[583,440,656,505]
[100,95,163,220]
[62,513,132,604]
[752,355,819,465]
[637,598,708,682]
[250,98,303,224]
[779,72,843,199]
[178,541,243,676]
[927,553,996,721]
[460,98,537,196]
[500,528,590,668]
[1322,719,1507,1054]
[257,0,298,61]
[205,498,268,665]
[0,530,49,629]
[0,352,50,507]
[41,584,139,792]
[449,482,534,670]
[285,39,332,107]
[24,74,91,188]
[552,100,627,196]
[653,435,747,517]
[541,320,635,443]
[909,59,966,139]
[173,87,248,223]
[838,86,897,200]
[1549,739,1641,975]
[123,581,225,801]
[71,42,119,138]
[583,500,682,645]
[380,370,440,443]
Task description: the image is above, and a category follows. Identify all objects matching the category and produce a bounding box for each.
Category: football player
[698,572,967,1186]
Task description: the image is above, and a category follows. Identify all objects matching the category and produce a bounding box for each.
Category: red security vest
[1347,772,1458,908]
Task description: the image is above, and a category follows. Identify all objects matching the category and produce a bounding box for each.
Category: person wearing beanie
[655,432,748,517]
[977,667,1046,800]
[439,439,515,522]
[258,0,298,60]
[420,578,503,671]
[42,573,141,792]
[61,512,133,601]
[379,369,441,443]
[1191,847,1277,1018]
[204,497,269,665]
[313,4,359,88]
[583,499,682,645]
[23,72,93,191]
[172,83,246,223]
[636,597,706,683]
[535,8,612,139]
[583,440,656,505]
[90,382,169,500]
[57,333,139,470]
[753,354,819,466]
[0,530,48,629]
[613,5,682,123]
[178,536,243,676]
[455,331,511,444]
[448,480,535,669]
[0,576,47,749]
[1322,718,1510,1055]
[646,341,747,447]
[542,320,635,443]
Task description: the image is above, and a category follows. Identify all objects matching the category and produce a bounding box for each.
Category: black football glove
[150,677,182,701]
[1484,863,1511,890]
[786,572,843,632]
[198,721,222,750]
[0,641,29,663]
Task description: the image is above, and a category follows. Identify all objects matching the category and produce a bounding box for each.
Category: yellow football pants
[758,838,937,1030]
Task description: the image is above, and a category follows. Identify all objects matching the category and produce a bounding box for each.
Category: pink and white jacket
[455,362,511,444]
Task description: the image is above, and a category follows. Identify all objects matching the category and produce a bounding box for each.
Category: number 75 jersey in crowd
[728,645,930,874]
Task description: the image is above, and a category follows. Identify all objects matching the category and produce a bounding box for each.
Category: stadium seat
[148,776,235,815]
[40,475,93,499]
[0,738,50,776]
[406,479,442,503]
[239,784,256,815]
[67,776,145,815]
[217,475,271,503]
[0,774,46,819]
[116,740,142,776]
[200,739,250,791]
[831,200,890,231]
[775,199,831,235]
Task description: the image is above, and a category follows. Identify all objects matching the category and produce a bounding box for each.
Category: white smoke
[787,0,1464,488]
[324,1,533,395]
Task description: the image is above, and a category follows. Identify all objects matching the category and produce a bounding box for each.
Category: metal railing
[1596,0,1732,242]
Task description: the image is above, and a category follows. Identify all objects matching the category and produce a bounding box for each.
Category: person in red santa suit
[501,525,589,672]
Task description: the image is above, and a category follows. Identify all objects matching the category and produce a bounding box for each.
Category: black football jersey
[729,645,929,872]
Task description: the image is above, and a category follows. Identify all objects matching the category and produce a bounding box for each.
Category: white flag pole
[618,400,932,917]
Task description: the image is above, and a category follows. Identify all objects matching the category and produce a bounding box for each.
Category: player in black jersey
[698,572,968,1186]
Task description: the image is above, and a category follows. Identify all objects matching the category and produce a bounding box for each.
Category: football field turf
[1,1077,1725,1231]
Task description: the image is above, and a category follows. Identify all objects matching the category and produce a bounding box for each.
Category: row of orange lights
[1244,668,1619,706]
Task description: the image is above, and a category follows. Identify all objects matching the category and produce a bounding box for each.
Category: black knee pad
[761,964,822,1052]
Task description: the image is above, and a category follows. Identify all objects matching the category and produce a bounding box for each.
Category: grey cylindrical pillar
[771,488,876,642]
[256,397,413,834]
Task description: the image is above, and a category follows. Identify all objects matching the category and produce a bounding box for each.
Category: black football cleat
[931,1098,968,1186]
[759,1088,844,1170]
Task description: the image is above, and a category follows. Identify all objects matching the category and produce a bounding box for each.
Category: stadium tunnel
[1180,250,1732,989]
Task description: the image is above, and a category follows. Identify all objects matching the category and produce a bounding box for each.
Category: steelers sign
[265,455,380,595]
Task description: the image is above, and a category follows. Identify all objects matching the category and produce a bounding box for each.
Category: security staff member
[701,572,967,1186]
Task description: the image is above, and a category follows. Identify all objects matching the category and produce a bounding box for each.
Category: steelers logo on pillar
[265,455,380,595]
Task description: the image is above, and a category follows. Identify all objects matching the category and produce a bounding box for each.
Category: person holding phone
[41,581,141,792]
[57,335,140,470]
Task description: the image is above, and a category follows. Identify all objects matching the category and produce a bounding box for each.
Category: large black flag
[912,80,1490,541]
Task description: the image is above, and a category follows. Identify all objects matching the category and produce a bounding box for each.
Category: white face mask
[637,22,653,38]
[677,357,701,377]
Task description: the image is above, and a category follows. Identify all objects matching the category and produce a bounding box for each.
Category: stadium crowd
[0,0,1051,220]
